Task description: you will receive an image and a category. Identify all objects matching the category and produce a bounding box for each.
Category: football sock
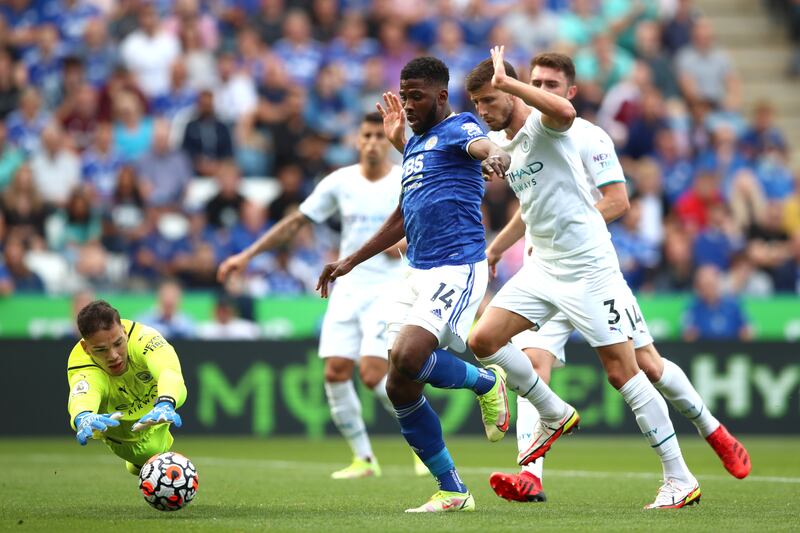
[324,380,373,460]
[619,371,693,485]
[479,343,566,420]
[517,395,544,479]
[395,396,468,493]
[371,375,395,416]
[654,358,720,438]
[414,349,495,395]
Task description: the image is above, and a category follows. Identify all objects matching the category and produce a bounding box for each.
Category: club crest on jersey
[521,138,531,153]
[424,135,438,150]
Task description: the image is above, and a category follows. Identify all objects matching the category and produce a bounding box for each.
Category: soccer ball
[138,452,199,511]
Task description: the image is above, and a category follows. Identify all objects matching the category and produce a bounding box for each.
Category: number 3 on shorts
[431,283,456,310]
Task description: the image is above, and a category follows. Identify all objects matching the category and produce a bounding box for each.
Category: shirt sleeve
[522,107,569,139]
[67,365,109,429]
[136,327,188,409]
[298,171,340,223]
[459,115,489,155]
[581,125,626,187]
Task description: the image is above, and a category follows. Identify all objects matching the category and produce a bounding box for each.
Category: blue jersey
[401,113,488,269]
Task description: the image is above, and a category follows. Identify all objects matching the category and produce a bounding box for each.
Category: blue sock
[414,349,496,394]
[395,396,468,493]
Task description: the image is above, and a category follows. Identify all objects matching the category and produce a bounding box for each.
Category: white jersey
[299,164,403,287]
[489,108,624,261]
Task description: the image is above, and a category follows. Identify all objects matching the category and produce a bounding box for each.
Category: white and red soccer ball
[138,452,199,511]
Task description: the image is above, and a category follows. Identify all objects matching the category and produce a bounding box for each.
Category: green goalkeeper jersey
[67,319,187,443]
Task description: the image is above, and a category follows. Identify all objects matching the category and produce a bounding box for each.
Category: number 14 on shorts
[604,298,644,331]
[431,283,456,310]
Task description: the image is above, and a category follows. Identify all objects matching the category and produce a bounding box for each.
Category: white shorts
[318,282,393,360]
[387,261,488,354]
[492,253,637,348]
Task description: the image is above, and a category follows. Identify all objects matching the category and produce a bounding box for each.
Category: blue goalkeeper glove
[132,397,182,432]
[74,411,122,445]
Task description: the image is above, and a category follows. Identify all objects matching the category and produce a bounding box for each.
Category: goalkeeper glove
[132,397,182,432]
[74,411,122,445]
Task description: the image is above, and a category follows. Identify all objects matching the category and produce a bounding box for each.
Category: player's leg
[108,425,173,476]
[636,342,751,479]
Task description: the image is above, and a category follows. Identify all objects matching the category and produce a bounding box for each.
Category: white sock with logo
[619,371,693,485]
[654,358,720,438]
[517,394,544,479]
[324,380,373,460]
[371,375,395,416]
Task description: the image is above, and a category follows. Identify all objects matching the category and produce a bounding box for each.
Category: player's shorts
[318,282,394,360]
[387,260,488,354]
[104,424,173,468]
[492,252,637,348]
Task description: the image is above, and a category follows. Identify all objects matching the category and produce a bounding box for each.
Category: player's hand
[490,45,508,89]
[316,259,353,298]
[376,92,406,150]
[486,247,503,278]
[217,252,250,283]
[481,151,510,181]
[74,411,122,445]
[132,401,182,432]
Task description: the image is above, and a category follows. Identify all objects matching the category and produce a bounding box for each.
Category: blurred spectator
[213,50,258,124]
[96,65,148,122]
[754,144,794,202]
[610,195,659,290]
[267,87,312,171]
[602,0,659,54]
[675,168,724,234]
[152,60,198,121]
[205,162,244,228]
[163,0,219,51]
[304,64,360,138]
[653,128,694,206]
[682,264,752,341]
[52,0,102,49]
[430,19,479,110]
[273,9,324,89]
[501,0,559,55]
[29,122,81,208]
[1,164,48,245]
[182,90,234,176]
[196,293,261,339]
[0,48,23,119]
[630,157,664,247]
[377,22,417,91]
[2,234,45,293]
[178,16,218,91]
[252,0,287,46]
[621,85,668,159]
[137,278,196,339]
[0,121,25,190]
[81,122,124,203]
[311,0,340,43]
[181,241,220,289]
[783,172,800,235]
[23,24,65,110]
[771,231,800,293]
[59,288,96,339]
[675,17,740,111]
[1,0,41,52]
[558,0,604,48]
[119,3,181,98]
[739,101,787,163]
[112,89,154,161]
[662,0,698,55]
[747,204,793,287]
[230,200,271,253]
[326,11,379,90]
[633,20,679,100]
[128,212,193,288]
[358,56,387,113]
[692,203,745,271]
[5,87,50,155]
[77,18,118,88]
[107,0,142,42]
[50,187,103,257]
[597,60,652,146]
[101,165,147,253]
[137,120,192,209]
[269,164,307,223]
[235,26,268,82]
[262,246,307,295]
[59,81,99,152]
[575,32,635,94]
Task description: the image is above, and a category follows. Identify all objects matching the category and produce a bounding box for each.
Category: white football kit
[489,109,640,348]
[509,113,654,361]
[299,164,403,359]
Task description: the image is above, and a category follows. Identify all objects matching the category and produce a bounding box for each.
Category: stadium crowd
[0,0,798,339]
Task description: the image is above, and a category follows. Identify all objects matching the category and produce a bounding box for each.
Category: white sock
[324,380,373,460]
[654,358,720,438]
[619,371,693,485]
[479,343,567,420]
[371,375,395,417]
[517,394,544,479]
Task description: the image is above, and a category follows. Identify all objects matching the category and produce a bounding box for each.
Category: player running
[466,46,701,509]
[317,56,537,513]
[467,53,751,504]
[67,300,186,475]
[217,113,426,478]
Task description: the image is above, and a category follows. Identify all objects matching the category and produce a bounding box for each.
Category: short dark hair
[531,52,576,86]
[362,111,383,125]
[77,300,122,338]
[465,58,518,94]
[400,56,449,88]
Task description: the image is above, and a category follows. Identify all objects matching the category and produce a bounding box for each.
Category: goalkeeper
[66,300,187,475]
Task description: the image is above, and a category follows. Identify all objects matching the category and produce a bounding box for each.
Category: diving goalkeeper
[66,300,187,475]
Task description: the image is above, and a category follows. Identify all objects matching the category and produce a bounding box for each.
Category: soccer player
[466,52,752,504]
[317,56,535,513]
[466,46,701,509]
[67,300,186,475]
[217,112,424,479]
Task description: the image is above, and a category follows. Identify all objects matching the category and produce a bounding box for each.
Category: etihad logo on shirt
[506,162,544,193]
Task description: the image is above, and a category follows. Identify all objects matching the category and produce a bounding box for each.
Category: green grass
[1,436,799,532]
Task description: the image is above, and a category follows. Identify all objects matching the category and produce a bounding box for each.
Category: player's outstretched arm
[74,411,122,445]
[133,398,183,432]
[489,45,576,131]
[376,92,407,153]
[217,211,310,283]
[486,207,525,277]
[317,205,405,297]
[595,182,630,223]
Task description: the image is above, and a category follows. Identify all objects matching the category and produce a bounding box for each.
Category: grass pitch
[1,435,798,532]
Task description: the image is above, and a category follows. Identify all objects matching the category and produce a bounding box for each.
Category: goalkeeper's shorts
[104,424,174,468]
